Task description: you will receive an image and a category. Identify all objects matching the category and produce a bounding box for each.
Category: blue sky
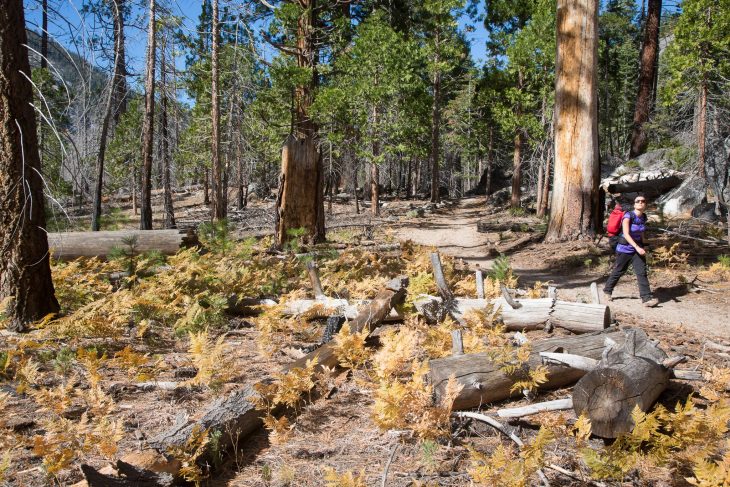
[24,0,492,90]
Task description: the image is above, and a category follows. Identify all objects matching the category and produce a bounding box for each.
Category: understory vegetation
[1,226,729,485]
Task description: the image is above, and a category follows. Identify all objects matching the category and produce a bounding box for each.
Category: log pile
[82,251,697,485]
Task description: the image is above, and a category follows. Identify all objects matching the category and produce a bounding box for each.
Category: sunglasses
[635,199,646,203]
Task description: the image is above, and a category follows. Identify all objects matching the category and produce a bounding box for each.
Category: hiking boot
[643,297,659,307]
[602,292,613,303]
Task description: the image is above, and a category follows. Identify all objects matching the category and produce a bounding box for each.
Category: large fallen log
[572,329,677,438]
[48,229,198,260]
[429,328,628,410]
[413,296,609,333]
[606,174,683,195]
[142,276,408,468]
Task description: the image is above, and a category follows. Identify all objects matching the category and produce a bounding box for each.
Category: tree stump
[572,328,670,438]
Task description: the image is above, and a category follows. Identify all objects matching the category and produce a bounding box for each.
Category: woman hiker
[603,195,659,307]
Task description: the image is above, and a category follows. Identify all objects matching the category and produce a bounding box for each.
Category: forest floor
[3,192,730,487]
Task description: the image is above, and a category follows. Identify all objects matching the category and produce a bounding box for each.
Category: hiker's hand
[636,247,646,256]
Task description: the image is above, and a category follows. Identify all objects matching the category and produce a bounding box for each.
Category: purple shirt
[616,211,647,254]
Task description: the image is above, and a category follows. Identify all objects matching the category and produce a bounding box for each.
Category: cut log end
[572,360,669,438]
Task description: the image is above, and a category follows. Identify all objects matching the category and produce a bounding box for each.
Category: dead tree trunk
[429,329,626,410]
[629,0,661,158]
[274,0,325,247]
[430,64,442,203]
[0,0,60,331]
[371,105,380,216]
[47,229,198,260]
[160,30,175,229]
[112,0,127,123]
[545,0,600,242]
[572,328,673,438]
[139,0,156,230]
[210,0,225,221]
[91,0,126,232]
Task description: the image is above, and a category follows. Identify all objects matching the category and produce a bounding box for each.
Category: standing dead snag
[572,328,679,438]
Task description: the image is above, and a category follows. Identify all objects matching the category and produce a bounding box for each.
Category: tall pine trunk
[629,0,661,158]
[275,0,325,247]
[92,0,126,231]
[160,30,175,228]
[210,0,225,221]
[546,0,600,241]
[430,69,442,203]
[697,78,707,178]
[0,0,59,331]
[139,0,156,230]
[371,104,380,216]
[112,0,127,123]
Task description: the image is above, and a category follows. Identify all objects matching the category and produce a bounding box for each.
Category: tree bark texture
[511,131,524,207]
[698,79,707,179]
[210,0,225,221]
[139,0,156,230]
[41,0,48,69]
[371,104,381,216]
[160,32,175,229]
[47,229,198,260]
[572,328,670,438]
[430,69,442,203]
[275,0,325,247]
[111,0,127,124]
[546,0,600,241]
[629,0,661,159]
[429,329,627,410]
[0,0,60,331]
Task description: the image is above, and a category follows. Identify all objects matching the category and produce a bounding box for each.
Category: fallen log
[283,276,408,373]
[551,301,611,333]
[476,220,532,233]
[48,229,198,260]
[429,328,628,410]
[142,276,408,469]
[413,296,609,333]
[572,329,677,438]
[497,398,574,418]
[606,174,683,195]
[225,296,403,321]
[80,461,174,487]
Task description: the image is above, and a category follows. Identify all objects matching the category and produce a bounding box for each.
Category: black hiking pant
[603,252,653,301]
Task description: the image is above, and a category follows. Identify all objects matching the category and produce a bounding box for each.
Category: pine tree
[0,0,59,331]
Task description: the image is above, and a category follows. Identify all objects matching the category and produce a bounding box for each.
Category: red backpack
[606,204,625,236]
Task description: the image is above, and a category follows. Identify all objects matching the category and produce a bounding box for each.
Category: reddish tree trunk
[0,0,59,331]
[275,0,324,247]
[629,0,661,158]
[546,0,600,241]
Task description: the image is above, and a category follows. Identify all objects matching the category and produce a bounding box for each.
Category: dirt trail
[390,197,495,268]
[390,197,730,340]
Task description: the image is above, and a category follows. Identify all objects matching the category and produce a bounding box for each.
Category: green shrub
[199,219,233,254]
